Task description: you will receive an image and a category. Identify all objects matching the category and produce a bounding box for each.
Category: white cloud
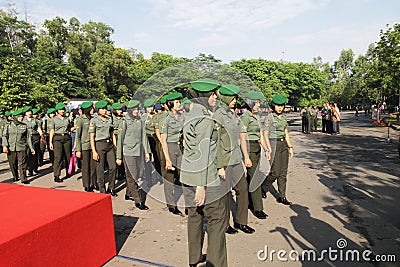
[148,0,329,32]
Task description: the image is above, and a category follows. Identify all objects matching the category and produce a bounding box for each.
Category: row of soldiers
[1,79,294,267]
[300,102,341,134]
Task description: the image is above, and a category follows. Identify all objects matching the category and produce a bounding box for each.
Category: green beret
[13,110,23,116]
[166,92,183,101]
[22,106,32,113]
[5,111,12,117]
[219,84,241,96]
[160,96,168,104]
[271,94,288,105]
[181,97,192,105]
[55,103,66,111]
[107,105,112,111]
[47,108,56,115]
[81,101,93,109]
[143,99,155,107]
[32,108,39,115]
[0,111,3,115]
[245,91,264,100]
[190,78,220,92]
[95,100,108,109]
[112,102,123,110]
[126,100,140,109]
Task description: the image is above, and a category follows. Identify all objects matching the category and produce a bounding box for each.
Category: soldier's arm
[285,128,294,157]
[2,125,9,153]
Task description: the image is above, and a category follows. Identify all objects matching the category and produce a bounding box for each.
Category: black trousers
[8,150,27,182]
[81,150,97,188]
[302,117,308,133]
[322,118,327,133]
[146,135,160,180]
[95,140,116,193]
[27,134,40,173]
[53,134,72,177]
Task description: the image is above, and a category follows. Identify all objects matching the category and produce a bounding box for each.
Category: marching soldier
[2,110,34,184]
[262,94,294,205]
[181,78,228,267]
[43,108,56,164]
[49,103,73,183]
[75,101,97,192]
[214,84,255,234]
[240,91,269,220]
[23,106,43,175]
[300,106,308,134]
[306,103,313,134]
[160,92,184,215]
[142,99,159,181]
[112,103,125,181]
[89,100,117,196]
[116,100,150,210]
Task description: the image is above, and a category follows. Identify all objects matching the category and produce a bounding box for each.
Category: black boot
[54,176,63,183]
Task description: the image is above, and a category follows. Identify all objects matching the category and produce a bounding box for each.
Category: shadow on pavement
[113,214,139,253]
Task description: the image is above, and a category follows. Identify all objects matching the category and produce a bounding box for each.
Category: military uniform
[142,99,159,182]
[49,103,72,182]
[160,93,184,212]
[300,107,308,133]
[89,100,117,195]
[24,109,42,175]
[75,101,97,191]
[306,105,313,134]
[262,94,293,205]
[181,79,227,267]
[215,84,254,234]
[154,108,169,179]
[112,103,125,181]
[117,100,150,209]
[2,110,33,183]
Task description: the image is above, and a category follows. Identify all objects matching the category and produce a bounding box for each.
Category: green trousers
[246,141,263,211]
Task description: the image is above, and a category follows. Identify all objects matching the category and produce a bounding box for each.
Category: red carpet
[0,183,116,267]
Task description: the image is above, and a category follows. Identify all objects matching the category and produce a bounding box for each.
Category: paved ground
[1,111,399,267]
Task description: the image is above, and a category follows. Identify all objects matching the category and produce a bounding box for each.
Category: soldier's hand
[76,151,81,158]
[166,159,174,170]
[31,149,35,155]
[145,154,150,162]
[289,147,294,157]
[265,150,271,160]
[194,186,206,206]
[49,143,54,150]
[92,151,99,161]
[218,168,226,180]
[3,147,8,154]
[116,159,122,166]
[244,157,252,168]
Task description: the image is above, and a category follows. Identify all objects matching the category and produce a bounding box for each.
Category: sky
[2,0,399,64]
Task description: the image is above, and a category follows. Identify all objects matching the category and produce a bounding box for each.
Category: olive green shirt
[49,115,71,134]
[154,111,168,130]
[75,116,92,151]
[240,110,261,141]
[116,116,150,159]
[2,121,33,151]
[180,103,219,187]
[141,113,156,136]
[264,113,288,139]
[160,111,184,143]
[88,116,114,141]
[214,107,243,168]
[112,115,124,136]
[23,117,42,135]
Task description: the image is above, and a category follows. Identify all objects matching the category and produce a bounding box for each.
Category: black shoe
[168,207,182,215]
[262,191,267,199]
[185,208,188,215]
[84,187,93,192]
[234,223,255,234]
[125,195,134,201]
[34,169,39,174]
[225,225,238,234]
[13,177,19,182]
[106,189,118,197]
[22,180,30,184]
[277,197,292,205]
[252,210,267,219]
[92,184,99,191]
[65,173,71,179]
[189,254,206,267]
[54,176,63,183]
[28,172,33,177]
[135,202,149,210]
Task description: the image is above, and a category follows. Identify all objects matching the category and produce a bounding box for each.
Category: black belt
[54,133,69,136]
[271,137,285,141]
[96,139,111,143]
[248,140,260,143]
[167,141,180,145]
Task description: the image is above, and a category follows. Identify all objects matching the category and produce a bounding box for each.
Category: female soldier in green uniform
[214,84,255,234]
[181,78,227,267]
[262,94,294,205]
[89,100,117,196]
[142,99,158,182]
[240,91,269,220]
[160,92,184,215]
[75,101,97,192]
[49,103,73,183]
[112,102,125,181]
[116,100,150,210]
[2,110,34,184]
[23,106,43,175]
